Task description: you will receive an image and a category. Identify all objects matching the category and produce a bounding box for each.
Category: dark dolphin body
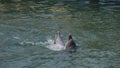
[65,34,76,51]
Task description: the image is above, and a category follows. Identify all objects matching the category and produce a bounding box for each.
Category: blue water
[0,0,120,68]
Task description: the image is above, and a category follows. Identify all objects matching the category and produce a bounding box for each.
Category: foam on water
[19,38,65,51]
[45,39,65,51]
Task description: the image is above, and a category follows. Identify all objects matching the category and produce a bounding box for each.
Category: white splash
[45,39,65,51]
[19,38,66,51]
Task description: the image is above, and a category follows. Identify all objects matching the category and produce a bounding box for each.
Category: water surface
[0,0,120,68]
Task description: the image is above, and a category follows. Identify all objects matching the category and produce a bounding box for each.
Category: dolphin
[65,33,76,50]
[54,31,65,46]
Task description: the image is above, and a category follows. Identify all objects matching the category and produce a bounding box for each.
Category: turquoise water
[0,0,120,68]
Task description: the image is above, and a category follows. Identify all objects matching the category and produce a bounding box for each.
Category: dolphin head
[54,31,65,46]
[65,34,76,50]
[68,33,72,40]
[57,31,60,35]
